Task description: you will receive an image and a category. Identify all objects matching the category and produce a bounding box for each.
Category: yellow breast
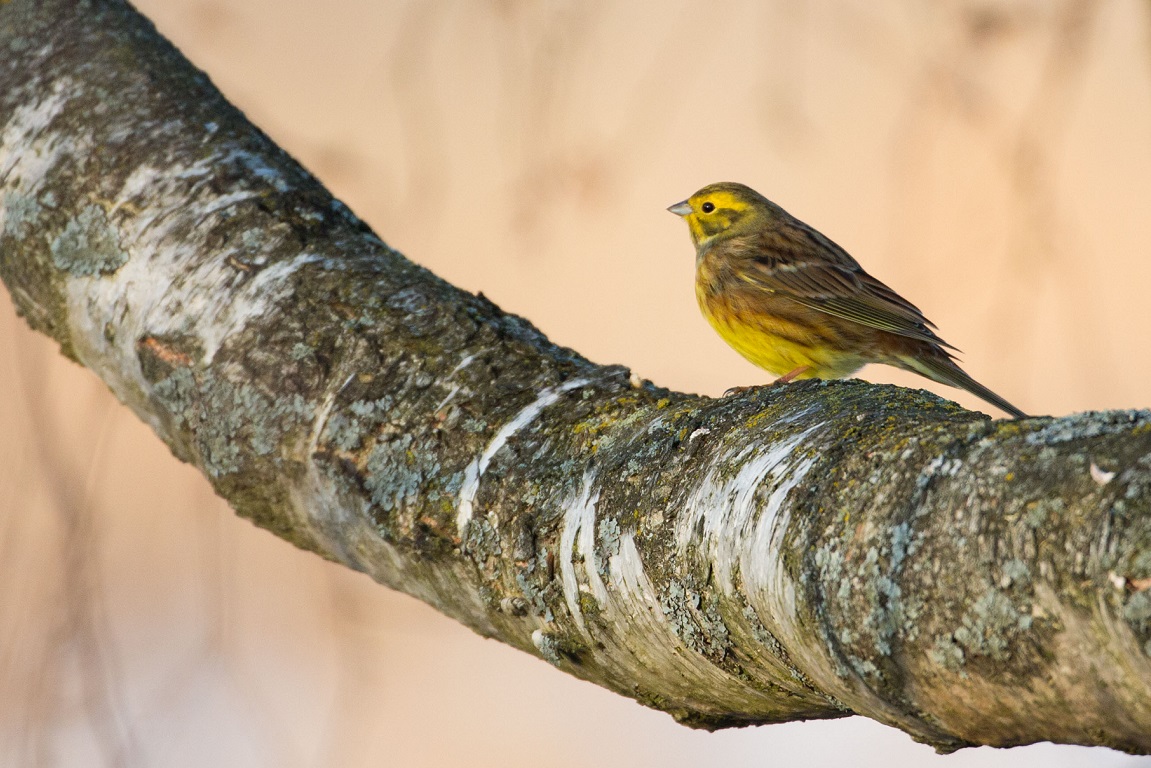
[695,277,867,380]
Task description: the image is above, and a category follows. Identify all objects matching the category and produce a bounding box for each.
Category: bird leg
[773,365,811,384]
[723,366,812,397]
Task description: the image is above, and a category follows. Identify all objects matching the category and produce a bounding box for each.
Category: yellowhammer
[669,181,1027,418]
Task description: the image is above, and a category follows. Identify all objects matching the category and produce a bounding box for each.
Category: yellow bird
[669,182,1027,418]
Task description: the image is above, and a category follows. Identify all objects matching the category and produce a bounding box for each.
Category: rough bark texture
[2,0,1150,754]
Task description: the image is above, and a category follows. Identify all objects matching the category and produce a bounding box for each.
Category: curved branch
[1,0,1149,754]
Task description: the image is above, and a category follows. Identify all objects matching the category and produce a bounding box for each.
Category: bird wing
[727,223,960,351]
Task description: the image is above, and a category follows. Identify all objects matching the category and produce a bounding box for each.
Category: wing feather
[726,220,959,351]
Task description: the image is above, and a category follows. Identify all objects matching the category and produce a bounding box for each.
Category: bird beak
[667,200,692,217]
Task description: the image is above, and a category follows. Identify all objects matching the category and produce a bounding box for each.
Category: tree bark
[2,0,1149,754]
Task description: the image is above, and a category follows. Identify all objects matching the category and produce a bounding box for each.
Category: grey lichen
[532,629,563,665]
[950,587,1033,663]
[2,189,43,238]
[1001,559,1030,587]
[931,634,967,672]
[1025,497,1062,529]
[595,516,621,576]
[151,366,312,477]
[364,433,430,512]
[661,581,704,651]
[696,591,732,660]
[49,203,127,276]
[659,580,730,661]
[462,514,502,560]
[514,562,554,621]
[323,396,395,451]
[1025,410,1151,445]
[1123,591,1151,654]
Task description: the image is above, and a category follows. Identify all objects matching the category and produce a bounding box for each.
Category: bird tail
[897,355,1028,419]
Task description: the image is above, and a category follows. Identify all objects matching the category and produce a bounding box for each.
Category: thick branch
[2,0,1150,754]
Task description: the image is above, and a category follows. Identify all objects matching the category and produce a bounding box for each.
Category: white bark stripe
[456,377,589,533]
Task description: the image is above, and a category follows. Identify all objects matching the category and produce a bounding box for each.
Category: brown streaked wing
[727,221,960,351]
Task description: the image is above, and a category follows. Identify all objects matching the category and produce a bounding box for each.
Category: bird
[668,181,1027,418]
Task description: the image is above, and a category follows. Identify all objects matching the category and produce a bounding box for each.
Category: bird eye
[701,201,715,213]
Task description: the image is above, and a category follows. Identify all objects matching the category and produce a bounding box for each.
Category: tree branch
[2,0,1149,754]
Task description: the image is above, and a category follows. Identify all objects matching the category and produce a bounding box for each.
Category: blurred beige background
[1,0,1149,766]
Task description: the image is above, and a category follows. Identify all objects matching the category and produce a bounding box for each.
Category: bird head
[668,182,775,250]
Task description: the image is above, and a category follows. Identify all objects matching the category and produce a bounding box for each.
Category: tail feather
[897,355,1028,419]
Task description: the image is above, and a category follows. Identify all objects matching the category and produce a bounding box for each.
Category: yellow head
[667,182,779,250]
